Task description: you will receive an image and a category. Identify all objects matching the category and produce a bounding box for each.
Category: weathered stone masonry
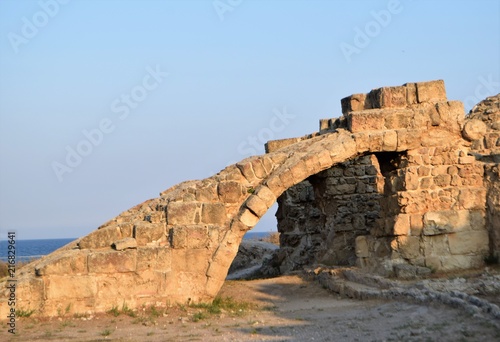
[1,80,498,317]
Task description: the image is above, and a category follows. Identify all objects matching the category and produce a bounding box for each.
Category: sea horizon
[0,232,274,262]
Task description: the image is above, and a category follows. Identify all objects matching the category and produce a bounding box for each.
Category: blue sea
[0,232,271,263]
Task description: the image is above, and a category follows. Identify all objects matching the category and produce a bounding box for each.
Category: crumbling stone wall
[276,155,385,272]
[467,94,500,259]
[274,83,496,277]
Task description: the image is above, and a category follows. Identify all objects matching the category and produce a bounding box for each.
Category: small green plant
[17,308,35,317]
[100,329,112,336]
[147,331,155,336]
[247,187,255,194]
[192,311,208,322]
[189,296,255,318]
[148,305,162,318]
[108,305,120,317]
[65,303,71,314]
[60,321,76,328]
[121,302,136,317]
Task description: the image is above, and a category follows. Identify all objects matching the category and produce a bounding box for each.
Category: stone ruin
[1,80,499,317]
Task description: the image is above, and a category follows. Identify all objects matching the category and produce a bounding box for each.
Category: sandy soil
[2,274,499,341]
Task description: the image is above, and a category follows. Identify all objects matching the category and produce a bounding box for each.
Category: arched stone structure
[1,80,498,317]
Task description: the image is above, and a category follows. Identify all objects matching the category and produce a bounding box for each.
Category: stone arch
[3,80,492,318]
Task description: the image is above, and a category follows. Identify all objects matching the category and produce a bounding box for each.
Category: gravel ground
[2,272,499,342]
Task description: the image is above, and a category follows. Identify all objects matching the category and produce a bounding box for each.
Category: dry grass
[0,260,34,278]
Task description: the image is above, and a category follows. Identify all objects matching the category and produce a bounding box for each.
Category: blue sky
[0,0,499,239]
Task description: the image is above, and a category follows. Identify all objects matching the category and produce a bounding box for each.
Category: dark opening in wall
[374,152,405,176]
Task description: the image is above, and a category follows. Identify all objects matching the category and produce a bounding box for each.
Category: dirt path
[2,275,499,341]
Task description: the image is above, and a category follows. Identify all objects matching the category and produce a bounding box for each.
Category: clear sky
[0,0,499,240]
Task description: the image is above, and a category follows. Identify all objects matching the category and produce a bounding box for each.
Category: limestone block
[459,156,476,164]
[88,249,137,273]
[240,208,260,227]
[368,132,384,152]
[353,131,370,151]
[265,137,303,153]
[187,225,210,249]
[262,156,275,174]
[462,119,487,141]
[79,226,121,249]
[416,80,446,103]
[278,169,296,189]
[195,183,218,202]
[319,118,330,131]
[201,203,226,225]
[393,214,410,236]
[290,160,309,183]
[341,93,369,114]
[410,214,423,236]
[438,255,484,271]
[347,109,385,132]
[136,247,171,272]
[265,175,285,198]
[393,264,417,279]
[236,159,258,182]
[94,272,154,304]
[316,149,333,169]
[404,82,418,105]
[255,186,277,208]
[384,110,413,130]
[246,195,268,217]
[134,223,165,245]
[206,260,231,280]
[251,159,268,179]
[218,181,244,203]
[112,237,137,251]
[11,276,45,305]
[435,101,464,130]
[458,188,486,210]
[423,211,457,235]
[45,275,97,300]
[422,235,450,257]
[382,130,398,151]
[166,202,200,225]
[433,174,451,187]
[355,236,369,258]
[403,169,419,191]
[171,248,210,274]
[369,86,407,109]
[35,250,89,276]
[397,236,421,260]
[448,230,489,255]
[302,153,322,175]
